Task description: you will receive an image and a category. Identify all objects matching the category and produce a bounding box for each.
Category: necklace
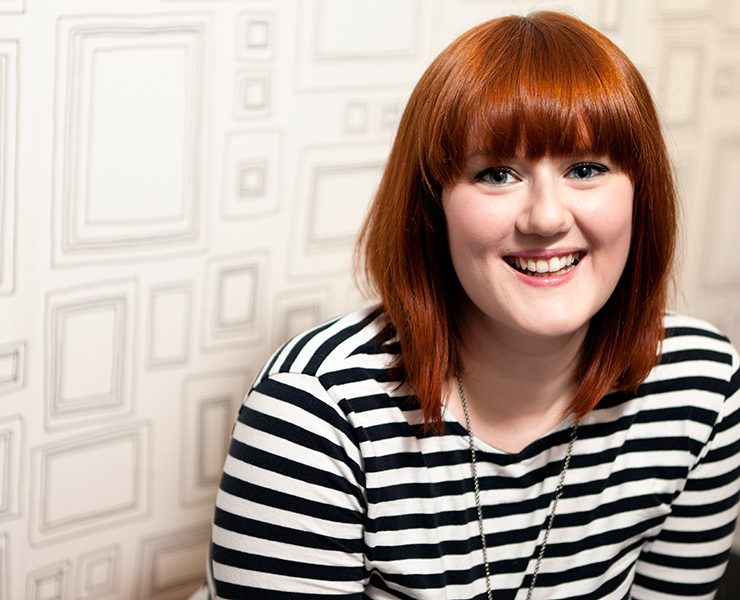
[455,375,578,600]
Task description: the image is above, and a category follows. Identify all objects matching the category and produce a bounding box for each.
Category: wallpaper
[0,0,738,598]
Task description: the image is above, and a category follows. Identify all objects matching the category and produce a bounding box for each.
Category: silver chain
[456,375,579,600]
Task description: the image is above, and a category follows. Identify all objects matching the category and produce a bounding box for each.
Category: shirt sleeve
[632,351,740,599]
[208,371,366,599]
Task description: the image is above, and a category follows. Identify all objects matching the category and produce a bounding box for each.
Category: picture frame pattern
[289,142,387,277]
[51,14,208,266]
[0,40,18,296]
[201,251,268,351]
[29,421,150,547]
[146,282,193,369]
[135,523,211,600]
[0,416,21,522]
[75,543,121,600]
[702,136,740,288]
[180,369,250,506]
[0,341,24,395]
[44,279,136,431]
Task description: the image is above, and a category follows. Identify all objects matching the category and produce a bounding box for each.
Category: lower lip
[508,259,582,287]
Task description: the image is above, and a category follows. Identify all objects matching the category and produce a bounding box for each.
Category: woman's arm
[208,371,366,599]
[632,355,740,599]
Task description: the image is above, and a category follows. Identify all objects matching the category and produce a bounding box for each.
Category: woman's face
[442,153,633,343]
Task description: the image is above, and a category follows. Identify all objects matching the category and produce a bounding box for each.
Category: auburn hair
[357,11,677,431]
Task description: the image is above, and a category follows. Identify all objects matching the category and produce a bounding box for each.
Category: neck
[454,303,586,441]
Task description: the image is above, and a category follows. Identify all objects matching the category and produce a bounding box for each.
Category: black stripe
[640,547,730,570]
[228,438,365,507]
[211,542,363,581]
[319,367,401,388]
[251,377,358,451]
[277,318,340,373]
[638,375,729,397]
[655,519,737,544]
[219,473,361,524]
[213,506,362,553]
[729,365,740,397]
[633,571,720,596]
[304,309,382,375]
[660,348,733,366]
[240,405,366,488]
[212,579,362,600]
[664,326,728,342]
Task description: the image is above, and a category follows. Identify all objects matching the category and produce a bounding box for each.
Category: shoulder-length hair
[357,11,677,431]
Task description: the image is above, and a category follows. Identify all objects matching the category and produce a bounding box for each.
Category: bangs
[422,13,644,187]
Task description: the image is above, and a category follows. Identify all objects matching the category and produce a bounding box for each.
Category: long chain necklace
[455,375,579,600]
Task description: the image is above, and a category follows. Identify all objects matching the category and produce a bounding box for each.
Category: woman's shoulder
[254,304,397,386]
[242,305,411,440]
[662,313,738,370]
[649,312,739,399]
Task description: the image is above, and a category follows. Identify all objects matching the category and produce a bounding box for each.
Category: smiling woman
[201,11,740,600]
[441,154,635,451]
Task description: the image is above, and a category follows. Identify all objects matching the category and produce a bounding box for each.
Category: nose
[515,179,572,237]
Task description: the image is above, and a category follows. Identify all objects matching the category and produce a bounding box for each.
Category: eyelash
[475,167,517,185]
[568,162,609,179]
[474,161,610,185]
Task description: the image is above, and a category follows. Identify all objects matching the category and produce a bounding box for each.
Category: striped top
[206,307,740,599]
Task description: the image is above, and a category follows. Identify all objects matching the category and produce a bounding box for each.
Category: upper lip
[505,248,586,259]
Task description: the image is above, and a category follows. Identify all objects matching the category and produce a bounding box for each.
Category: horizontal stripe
[208,308,740,599]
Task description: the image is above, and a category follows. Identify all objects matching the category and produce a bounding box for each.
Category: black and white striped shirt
[206,307,740,599]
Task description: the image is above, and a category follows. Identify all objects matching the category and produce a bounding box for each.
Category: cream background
[0,0,738,598]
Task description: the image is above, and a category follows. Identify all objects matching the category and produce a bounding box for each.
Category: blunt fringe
[357,11,677,431]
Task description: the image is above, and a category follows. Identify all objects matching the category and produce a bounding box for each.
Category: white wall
[0,0,738,598]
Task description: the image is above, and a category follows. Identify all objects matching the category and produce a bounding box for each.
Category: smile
[504,251,584,277]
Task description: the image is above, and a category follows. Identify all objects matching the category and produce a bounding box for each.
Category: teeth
[509,252,582,275]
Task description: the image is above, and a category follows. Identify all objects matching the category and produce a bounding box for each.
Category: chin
[510,315,592,340]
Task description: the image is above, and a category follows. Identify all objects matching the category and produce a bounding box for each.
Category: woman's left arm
[632,355,740,599]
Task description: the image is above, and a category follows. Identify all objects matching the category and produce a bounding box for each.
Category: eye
[567,162,609,180]
[476,167,518,186]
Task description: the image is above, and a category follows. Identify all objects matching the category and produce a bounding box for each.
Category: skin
[442,153,634,453]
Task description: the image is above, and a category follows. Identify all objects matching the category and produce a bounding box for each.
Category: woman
[204,11,740,599]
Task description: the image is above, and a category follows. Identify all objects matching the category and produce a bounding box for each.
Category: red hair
[357,11,677,430]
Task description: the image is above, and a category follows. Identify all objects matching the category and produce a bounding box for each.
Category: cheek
[444,196,509,254]
[586,184,634,251]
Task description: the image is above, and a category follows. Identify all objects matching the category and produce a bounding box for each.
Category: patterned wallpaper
[0,0,738,598]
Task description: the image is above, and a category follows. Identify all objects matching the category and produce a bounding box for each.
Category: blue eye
[569,162,608,180]
[477,167,517,185]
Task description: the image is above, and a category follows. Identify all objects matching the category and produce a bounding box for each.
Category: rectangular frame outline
[44,279,136,431]
[702,136,740,289]
[180,369,250,507]
[236,10,276,62]
[0,341,24,394]
[136,523,210,599]
[75,543,121,599]
[146,281,192,369]
[221,129,283,221]
[311,0,419,61]
[26,559,71,600]
[288,142,389,278]
[201,251,268,351]
[195,395,232,488]
[0,416,21,522]
[52,14,208,266]
[0,40,19,295]
[0,0,23,14]
[30,421,150,547]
